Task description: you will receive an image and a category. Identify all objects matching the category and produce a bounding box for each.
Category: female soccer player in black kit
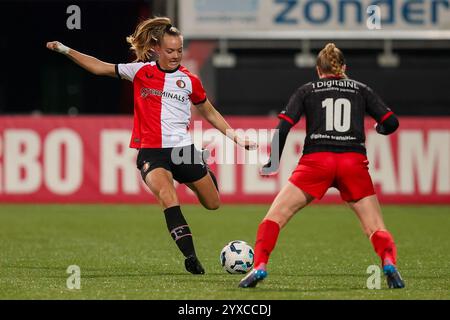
[47,17,256,275]
[239,43,405,289]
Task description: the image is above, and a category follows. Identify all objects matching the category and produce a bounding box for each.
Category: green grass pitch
[0,204,449,300]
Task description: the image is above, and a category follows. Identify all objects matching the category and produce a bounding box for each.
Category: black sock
[164,206,196,258]
[208,168,219,192]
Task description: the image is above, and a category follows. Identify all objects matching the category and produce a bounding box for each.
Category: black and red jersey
[279,76,394,155]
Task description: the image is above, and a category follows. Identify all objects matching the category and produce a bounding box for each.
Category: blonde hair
[126,17,181,62]
[317,43,347,78]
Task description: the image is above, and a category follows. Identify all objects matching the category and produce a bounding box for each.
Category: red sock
[253,219,280,270]
[370,230,397,266]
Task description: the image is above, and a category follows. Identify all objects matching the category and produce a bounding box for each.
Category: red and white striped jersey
[116,61,207,149]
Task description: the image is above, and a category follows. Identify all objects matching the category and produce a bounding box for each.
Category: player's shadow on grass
[173,278,366,293]
[235,286,368,293]
[171,273,368,293]
[153,271,226,276]
[5,265,191,278]
[46,270,190,278]
[5,265,70,271]
[299,273,365,278]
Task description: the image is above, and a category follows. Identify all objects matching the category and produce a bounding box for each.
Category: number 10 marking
[322,98,351,133]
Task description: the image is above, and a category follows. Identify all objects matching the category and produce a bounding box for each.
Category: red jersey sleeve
[189,74,207,105]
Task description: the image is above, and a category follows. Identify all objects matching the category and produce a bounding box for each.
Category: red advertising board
[0,116,448,204]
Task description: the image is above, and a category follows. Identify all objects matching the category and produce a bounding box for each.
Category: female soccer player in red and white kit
[239,43,404,289]
[47,17,256,275]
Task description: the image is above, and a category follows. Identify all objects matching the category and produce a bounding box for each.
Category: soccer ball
[220,240,254,274]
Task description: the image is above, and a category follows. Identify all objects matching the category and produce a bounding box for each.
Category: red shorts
[289,152,376,202]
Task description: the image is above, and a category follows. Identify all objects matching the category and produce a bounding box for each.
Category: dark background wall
[0,1,148,115]
[0,1,449,116]
[217,48,450,116]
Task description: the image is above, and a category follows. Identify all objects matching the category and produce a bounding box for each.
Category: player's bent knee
[204,196,221,210]
[158,188,179,208]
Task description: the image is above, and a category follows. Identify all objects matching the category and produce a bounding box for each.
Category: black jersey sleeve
[364,85,393,123]
[261,119,293,175]
[278,85,307,125]
[364,85,400,135]
[376,115,399,135]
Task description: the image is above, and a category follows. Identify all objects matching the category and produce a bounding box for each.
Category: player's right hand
[46,41,70,54]
[260,161,278,177]
[235,136,258,151]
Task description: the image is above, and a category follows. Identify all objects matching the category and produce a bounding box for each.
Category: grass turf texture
[0,204,449,300]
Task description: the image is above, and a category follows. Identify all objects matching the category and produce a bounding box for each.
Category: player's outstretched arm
[46,41,116,77]
[196,99,257,150]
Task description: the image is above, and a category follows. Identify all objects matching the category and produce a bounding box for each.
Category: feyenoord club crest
[176,79,186,88]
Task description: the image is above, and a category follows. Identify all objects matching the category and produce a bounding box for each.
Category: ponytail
[126,17,181,62]
[317,43,347,78]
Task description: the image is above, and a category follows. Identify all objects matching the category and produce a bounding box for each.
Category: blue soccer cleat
[383,264,405,289]
[238,269,267,288]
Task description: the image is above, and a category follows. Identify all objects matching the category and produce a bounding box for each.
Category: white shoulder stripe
[117,62,150,82]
